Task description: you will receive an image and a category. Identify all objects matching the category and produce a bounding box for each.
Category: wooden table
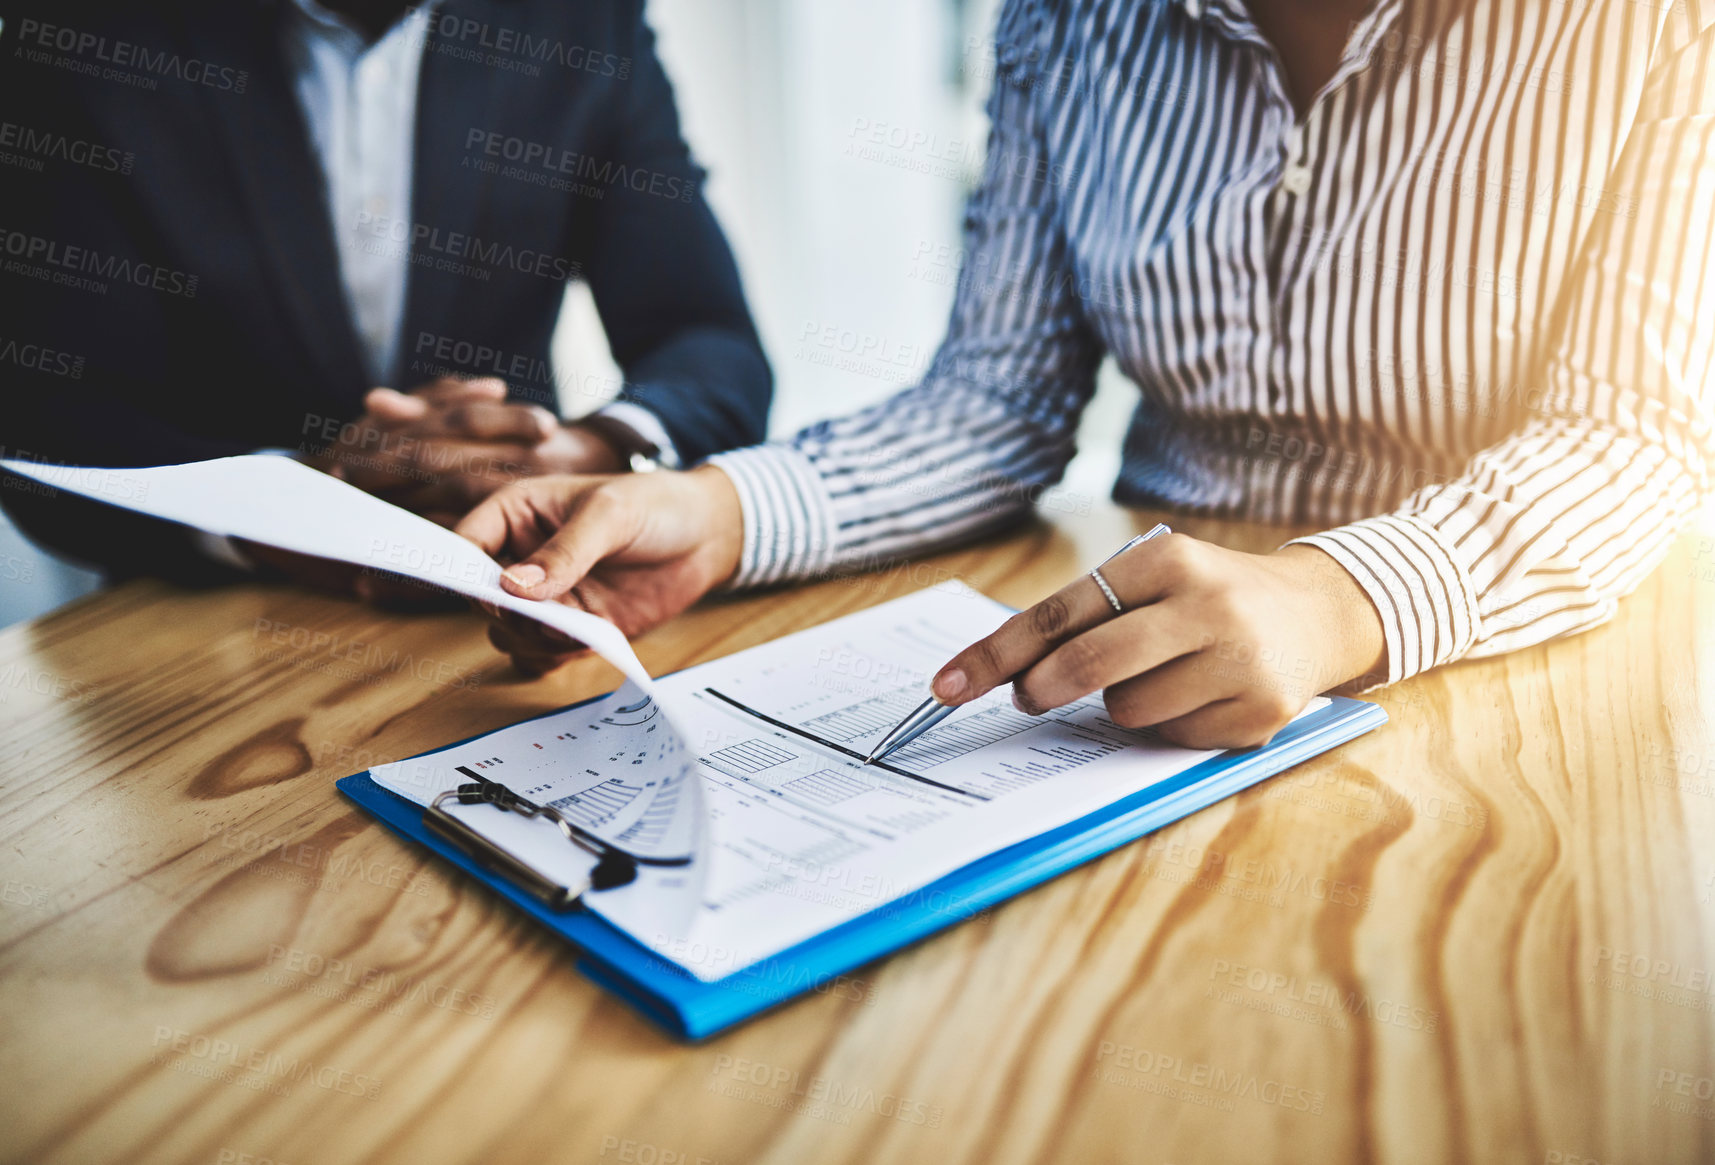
[1,504,1711,1165]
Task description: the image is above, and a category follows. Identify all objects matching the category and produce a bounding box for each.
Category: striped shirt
[707,0,1715,686]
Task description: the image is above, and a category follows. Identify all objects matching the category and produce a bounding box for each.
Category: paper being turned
[0,454,707,935]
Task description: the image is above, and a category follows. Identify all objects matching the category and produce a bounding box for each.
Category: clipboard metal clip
[423,767,688,912]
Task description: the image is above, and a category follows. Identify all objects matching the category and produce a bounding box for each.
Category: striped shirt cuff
[703,445,838,588]
[1287,514,1481,686]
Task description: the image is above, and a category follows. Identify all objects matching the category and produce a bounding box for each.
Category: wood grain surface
[0,504,1711,1165]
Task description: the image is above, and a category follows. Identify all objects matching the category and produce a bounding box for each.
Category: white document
[3,455,1325,982]
[372,584,1328,981]
[0,455,648,678]
[0,455,708,930]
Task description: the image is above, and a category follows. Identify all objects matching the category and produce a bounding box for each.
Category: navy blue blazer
[0,0,771,578]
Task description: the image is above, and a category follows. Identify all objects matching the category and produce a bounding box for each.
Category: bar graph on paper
[798,688,924,745]
[549,778,643,829]
[715,674,1158,799]
[891,701,1044,767]
[690,598,1180,803]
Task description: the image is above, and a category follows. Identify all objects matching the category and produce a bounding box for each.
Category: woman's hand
[454,467,744,675]
[930,534,1387,750]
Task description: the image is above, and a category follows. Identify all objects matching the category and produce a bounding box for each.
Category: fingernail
[502,564,546,590]
[1011,688,1037,716]
[932,667,967,702]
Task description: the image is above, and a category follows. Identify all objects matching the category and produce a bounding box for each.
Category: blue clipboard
[338,690,1385,1040]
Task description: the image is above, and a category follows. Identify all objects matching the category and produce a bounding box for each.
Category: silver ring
[1088,567,1124,614]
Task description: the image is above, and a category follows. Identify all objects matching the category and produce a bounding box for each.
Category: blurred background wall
[555,0,1133,521]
